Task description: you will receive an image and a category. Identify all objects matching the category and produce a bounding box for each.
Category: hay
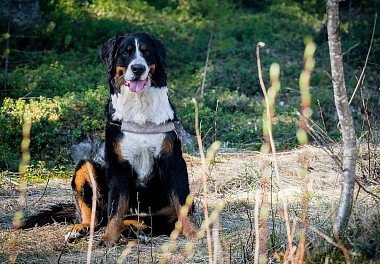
[1,146,379,263]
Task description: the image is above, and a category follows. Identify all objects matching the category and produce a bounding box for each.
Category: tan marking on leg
[114,140,124,162]
[169,194,198,238]
[122,219,149,232]
[160,138,173,154]
[67,162,98,242]
[65,223,91,242]
[71,223,90,234]
[74,162,97,226]
[101,198,128,244]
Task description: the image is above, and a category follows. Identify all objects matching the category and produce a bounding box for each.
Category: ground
[0,146,379,263]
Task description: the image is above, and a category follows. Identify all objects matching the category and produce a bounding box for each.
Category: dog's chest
[111,86,174,125]
[119,132,164,181]
[111,86,174,182]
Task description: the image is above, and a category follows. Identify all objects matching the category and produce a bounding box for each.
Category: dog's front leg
[160,133,198,238]
[101,165,130,245]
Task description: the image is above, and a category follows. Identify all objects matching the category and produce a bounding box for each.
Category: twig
[29,173,51,206]
[192,98,213,263]
[297,40,316,264]
[281,197,294,262]
[256,42,280,263]
[197,32,214,96]
[305,220,351,263]
[212,219,221,263]
[86,162,97,264]
[253,190,260,264]
[342,42,359,56]
[348,13,377,105]
[256,42,281,180]
[354,178,380,201]
[9,114,31,264]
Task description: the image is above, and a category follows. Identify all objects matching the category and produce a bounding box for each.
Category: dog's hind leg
[65,160,106,242]
[100,166,130,245]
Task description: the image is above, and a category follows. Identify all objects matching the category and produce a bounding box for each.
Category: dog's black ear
[153,37,167,69]
[145,33,167,87]
[100,33,122,74]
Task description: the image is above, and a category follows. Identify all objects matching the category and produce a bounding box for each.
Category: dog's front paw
[65,223,90,243]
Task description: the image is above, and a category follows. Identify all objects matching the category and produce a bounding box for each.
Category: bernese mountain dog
[22,32,197,245]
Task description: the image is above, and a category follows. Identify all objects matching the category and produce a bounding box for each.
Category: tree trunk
[0,0,41,26]
[326,0,357,234]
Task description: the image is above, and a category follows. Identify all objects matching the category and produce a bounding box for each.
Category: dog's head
[100,32,167,93]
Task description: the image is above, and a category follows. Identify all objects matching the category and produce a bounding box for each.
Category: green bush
[0,86,107,170]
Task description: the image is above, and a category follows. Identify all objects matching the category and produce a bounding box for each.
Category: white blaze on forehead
[124,38,149,81]
[134,39,145,63]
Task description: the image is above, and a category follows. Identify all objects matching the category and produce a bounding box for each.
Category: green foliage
[1,0,379,173]
[0,86,107,170]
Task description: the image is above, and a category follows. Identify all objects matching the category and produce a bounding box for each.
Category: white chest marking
[120,132,165,181]
[111,83,174,181]
[111,86,174,125]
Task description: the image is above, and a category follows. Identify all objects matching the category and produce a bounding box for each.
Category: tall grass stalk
[9,114,31,264]
[192,97,213,263]
[296,39,316,263]
[86,162,97,264]
[255,41,281,263]
[161,100,222,263]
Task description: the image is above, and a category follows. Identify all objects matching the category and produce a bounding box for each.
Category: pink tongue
[129,80,146,92]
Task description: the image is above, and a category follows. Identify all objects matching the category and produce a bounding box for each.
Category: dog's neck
[110,84,174,126]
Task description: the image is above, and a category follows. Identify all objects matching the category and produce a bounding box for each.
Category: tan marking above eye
[127,46,132,51]
[140,44,147,51]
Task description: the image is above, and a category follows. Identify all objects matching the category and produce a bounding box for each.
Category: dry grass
[0,146,379,263]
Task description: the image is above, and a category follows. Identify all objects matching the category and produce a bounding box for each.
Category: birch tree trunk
[326,0,357,234]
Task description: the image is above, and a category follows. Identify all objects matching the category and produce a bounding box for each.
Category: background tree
[326,0,357,234]
[0,0,41,26]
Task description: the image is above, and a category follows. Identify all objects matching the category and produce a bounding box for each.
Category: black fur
[99,32,192,243]
[20,33,194,243]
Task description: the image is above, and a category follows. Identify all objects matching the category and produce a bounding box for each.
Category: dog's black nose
[131,64,146,75]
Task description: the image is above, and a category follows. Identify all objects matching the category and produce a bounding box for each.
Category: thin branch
[253,190,261,264]
[192,98,213,263]
[354,178,380,201]
[306,221,351,264]
[9,115,31,264]
[348,13,377,105]
[281,197,294,262]
[86,162,97,264]
[256,42,281,180]
[197,32,214,96]
[342,42,359,56]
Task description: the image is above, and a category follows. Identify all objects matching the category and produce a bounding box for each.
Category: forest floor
[0,146,379,263]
